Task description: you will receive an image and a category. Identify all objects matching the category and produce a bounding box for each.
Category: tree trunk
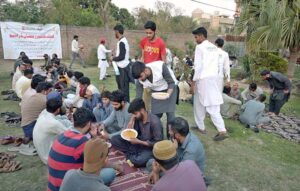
[287,47,299,79]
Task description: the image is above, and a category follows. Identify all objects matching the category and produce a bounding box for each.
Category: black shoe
[253,127,260,133]
[204,176,212,187]
[1,90,15,95]
[213,133,229,141]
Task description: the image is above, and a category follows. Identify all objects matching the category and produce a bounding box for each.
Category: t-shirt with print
[140,37,166,64]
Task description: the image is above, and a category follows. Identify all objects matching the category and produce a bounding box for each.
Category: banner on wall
[0,22,62,59]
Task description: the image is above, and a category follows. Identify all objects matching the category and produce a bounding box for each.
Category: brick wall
[0,25,218,59]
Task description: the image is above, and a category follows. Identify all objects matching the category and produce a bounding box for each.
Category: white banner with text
[0,22,62,59]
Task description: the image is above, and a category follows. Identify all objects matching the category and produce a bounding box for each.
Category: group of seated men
[220,82,270,132]
[9,52,208,191]
[220,75,292,133]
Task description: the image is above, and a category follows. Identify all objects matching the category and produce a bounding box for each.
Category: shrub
[250,52,288,82]
[168,45,185,59]
[240,52,288,82]
[224,43,239,57]
[86,48,98,66]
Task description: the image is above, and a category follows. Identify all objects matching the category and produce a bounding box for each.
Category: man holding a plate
[131,60,177,138]
[111,98,163,167]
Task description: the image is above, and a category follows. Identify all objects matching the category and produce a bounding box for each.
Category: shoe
[191,126,207,134]
[198,129,207,134]
[204,176,212,187]
[19,144,37,156]
[213,132,229,141]
[7,143,28,152]
[253,127,260,133]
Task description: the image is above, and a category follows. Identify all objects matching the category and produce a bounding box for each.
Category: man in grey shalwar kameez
[239,94,270,132]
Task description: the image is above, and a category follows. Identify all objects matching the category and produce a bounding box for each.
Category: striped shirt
[47,130,88,191]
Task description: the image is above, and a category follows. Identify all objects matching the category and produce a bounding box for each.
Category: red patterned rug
[108,149,153,191]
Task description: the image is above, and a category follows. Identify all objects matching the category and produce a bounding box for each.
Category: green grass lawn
[0,61,300,191]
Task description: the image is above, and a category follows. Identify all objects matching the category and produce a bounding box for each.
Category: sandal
[14,138,23,147]
[0,160,22,173]
[0,136,16,145]
[0,152,17,159]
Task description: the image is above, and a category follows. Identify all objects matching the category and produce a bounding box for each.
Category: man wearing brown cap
[60,138,111,191]
[149,140,207,191]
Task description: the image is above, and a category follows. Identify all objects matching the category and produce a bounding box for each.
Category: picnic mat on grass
[108,149,152,191]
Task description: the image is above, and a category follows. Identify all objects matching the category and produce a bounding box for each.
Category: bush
[224,43,239,57]
[240,52,288,82]
[240,54,253,75]
[168,45,185,59]
[86,48,98,66]
[184,41,195,57]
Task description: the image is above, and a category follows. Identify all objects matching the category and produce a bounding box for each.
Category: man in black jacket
[260,70,292,115]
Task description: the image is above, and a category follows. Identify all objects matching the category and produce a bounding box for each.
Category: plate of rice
[151,92,169,100]
[121,129,138,141]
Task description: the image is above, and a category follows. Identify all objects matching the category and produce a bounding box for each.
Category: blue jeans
[100,168,116,186]
[22,121,36,139]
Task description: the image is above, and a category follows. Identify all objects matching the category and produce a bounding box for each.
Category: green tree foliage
[133,1,197,33]
[170,15,197,33]
[0,0,47,23]
[74,7,102,27]
[133,7,156,29]
[236,0,300,78]
[47,0,102,27]
[110,5,136,29]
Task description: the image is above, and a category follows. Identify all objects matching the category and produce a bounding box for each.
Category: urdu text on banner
[0,22,62,59]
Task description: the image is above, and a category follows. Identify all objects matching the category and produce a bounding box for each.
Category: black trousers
[116,65,130,102]
[111,135,153,167]
[269,94,288,115]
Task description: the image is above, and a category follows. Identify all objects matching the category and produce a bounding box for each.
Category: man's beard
[136,114,143,120]
[115,104,123,111]
[149,33,155,41]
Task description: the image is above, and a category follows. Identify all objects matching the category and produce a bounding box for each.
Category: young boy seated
[93,91,114,122]
[82,87,101,112]
[241,83,263,102]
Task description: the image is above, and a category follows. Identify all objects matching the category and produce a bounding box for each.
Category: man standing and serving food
[131,61,177,138]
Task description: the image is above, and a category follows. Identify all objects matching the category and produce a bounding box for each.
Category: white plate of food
[121,129,138,141]
[151,92,169,100]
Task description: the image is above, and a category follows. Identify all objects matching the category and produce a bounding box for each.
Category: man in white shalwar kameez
[215,38,230,92]
[97,39,111,80]
[191,27,228,141]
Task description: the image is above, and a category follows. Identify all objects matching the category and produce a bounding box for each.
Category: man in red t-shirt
[140,21,166,64]
[139,21,167,111]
